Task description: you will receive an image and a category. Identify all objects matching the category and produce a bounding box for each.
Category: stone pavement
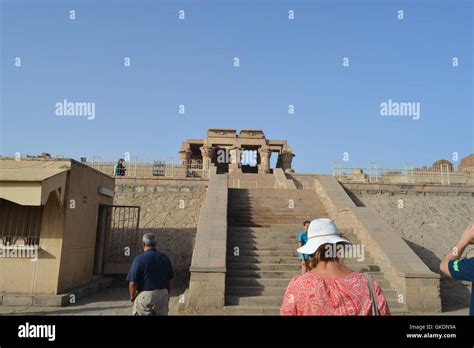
[0,283,185,316]
[0,282,468,316]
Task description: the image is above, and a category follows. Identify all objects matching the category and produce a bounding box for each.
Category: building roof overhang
[0,168,68,206]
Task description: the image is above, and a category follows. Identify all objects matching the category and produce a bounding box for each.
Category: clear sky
[1,0,472,173]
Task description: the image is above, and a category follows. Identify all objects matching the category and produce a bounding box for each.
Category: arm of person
[297,233,303,258]
[129,282,137,303]
[167,257,175,295]
[440,223,474,279]
[126,257,140,302]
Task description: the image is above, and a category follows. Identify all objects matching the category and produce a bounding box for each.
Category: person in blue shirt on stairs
[297,220,311,274]
[440,223,474,316]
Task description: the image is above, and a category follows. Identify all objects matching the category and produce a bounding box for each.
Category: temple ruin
[178,128,295,174]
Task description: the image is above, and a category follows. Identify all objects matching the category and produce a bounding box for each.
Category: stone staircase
[223,187,407,315]
[227,173,276,189]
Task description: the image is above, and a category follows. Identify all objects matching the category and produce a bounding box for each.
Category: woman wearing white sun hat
[280,218,390,316]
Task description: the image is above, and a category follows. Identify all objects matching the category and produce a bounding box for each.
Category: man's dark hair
[303,220,311,226]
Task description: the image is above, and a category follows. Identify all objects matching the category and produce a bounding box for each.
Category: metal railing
[332,162,474,185]
[87,157,211,179]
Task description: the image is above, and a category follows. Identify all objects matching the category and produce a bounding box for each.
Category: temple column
[228,146,242,173]
[200,145,215,172]
[179,142,193,164]
[278,151,295,173]
[179,149,192,164]
[258,145,272,174]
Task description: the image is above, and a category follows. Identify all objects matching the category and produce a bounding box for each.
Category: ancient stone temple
[178,129,295,174]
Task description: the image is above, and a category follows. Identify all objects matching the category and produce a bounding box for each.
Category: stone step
[226,286,287,297]
[227,257,378,268]
[223,305,280,315]
[227,270,388,282]
[227,229,357,240]
[229,199,322,203]
[228,201,322,206]
[229,190,316,193]
[226,262,380,272]
[228,244,368,257]
[228,217,325,222]
[227,243,297,251]
[228,207,326,213]
[227,196,321,198]
[229,232,350,241]
[229,207,324,212]
[228,241,364,251]
[228,201,323,205]
[228,211,326,215]
[228,196,320,200]
[228,214,324,219]
[228,203,325,208]
[225,275,390,289]
[228,231,303,238]
[227,262,300,271]
[229,206,323,209]
[228,226,354,232]
[223,304,407,315]
[227,269,298,279]
[225,295,283,306]
[226,285,400,303]
[225,295,405,310]
[228,192,318,197]
[227,232,357,241]
[229,202,321,206]
[227,235,304,242]
[228,210,325,215]
[229,209,324,212]
[227,236,300,243]
[228,215,326,221]
[226,254,371,262]
[226,277,293,288]
[228,220,323,225]
[229,200,323,204]
[226,254,375,265]
[228,249,297,257]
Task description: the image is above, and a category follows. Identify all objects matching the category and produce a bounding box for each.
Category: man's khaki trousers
[132,289,169,316]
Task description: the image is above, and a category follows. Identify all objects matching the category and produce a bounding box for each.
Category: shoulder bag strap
[364,272,379,316]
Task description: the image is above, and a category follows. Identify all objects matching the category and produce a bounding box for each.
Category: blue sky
[1,0,472,173]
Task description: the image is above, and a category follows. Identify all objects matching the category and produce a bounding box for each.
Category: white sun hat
[296,218,351,255]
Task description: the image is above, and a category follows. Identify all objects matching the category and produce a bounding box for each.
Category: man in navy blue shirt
[126,233,174,315]
[440,223,474,316]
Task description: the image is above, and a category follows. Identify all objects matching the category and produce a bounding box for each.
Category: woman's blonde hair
[308,242,345,270]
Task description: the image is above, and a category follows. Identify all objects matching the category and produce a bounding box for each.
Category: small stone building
[0,157,115,302]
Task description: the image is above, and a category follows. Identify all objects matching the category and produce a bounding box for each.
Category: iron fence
[332,161,474,185]
[87,156,210,179]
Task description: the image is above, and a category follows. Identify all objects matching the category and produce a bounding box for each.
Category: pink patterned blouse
[280,272,390,316]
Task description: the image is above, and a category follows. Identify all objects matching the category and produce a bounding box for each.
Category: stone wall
[188,171,228,312]
[113,181,207,288]
[314,175,441,313]
[344,183,474,312]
